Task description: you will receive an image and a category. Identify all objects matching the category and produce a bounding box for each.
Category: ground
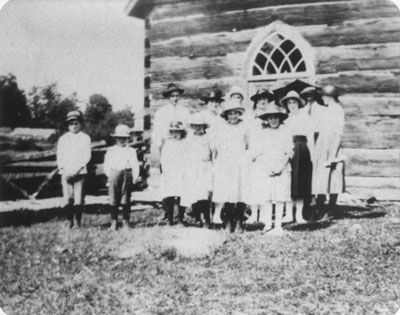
[0,203,399,315]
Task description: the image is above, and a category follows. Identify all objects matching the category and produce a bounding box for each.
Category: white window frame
[243,21,316,83]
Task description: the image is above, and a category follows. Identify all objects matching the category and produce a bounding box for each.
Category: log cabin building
[126,0,400,201]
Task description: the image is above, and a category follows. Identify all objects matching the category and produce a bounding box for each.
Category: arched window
[244,21,315,82]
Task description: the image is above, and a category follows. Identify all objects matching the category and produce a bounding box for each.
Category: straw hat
[279,90,305,107]
[162,83,184,98]
[257,103,288,121]
[201,89,224,103]
[65,110,83,123]
[189,113,209,127]
[111,124,131,138]
[226,85,245,100]
[220,100,246,118]
[168,120,186,132]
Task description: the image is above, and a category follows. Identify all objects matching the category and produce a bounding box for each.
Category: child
[104,124,140,230]
[57,110,91,228]
[251,103,293,235]
[181,113,213,228]
[280,90,314,223]
[212,100,248,232]
[160,121,188,225]
[245,88,275,224]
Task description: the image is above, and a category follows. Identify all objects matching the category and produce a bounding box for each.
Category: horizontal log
[343,148,400,177]
[346,176,400,189]
[342,115,399,149]
[150,0,355,21]
[315,43,400,74]
[340,94,400,116]
[151,18,400,58]
[151,43,400,82]
[316,70,400,93]
[151,52,245,82]
[150,0,399,41]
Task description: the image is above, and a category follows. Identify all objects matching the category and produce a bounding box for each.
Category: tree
[27,83,78,130]
[84,94,134,141]
[0,73,31,127]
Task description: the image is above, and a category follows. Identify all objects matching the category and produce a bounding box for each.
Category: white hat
[257,103,288,121]
[280,90,305,107]
[111,124,131,138]
[189,112,209,127]
[226,85,245,100]
[220,100,246,118]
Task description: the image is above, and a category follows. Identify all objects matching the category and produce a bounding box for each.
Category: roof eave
[125,0,154,19]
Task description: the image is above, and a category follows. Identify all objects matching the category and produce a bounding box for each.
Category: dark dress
[290,135,312,199]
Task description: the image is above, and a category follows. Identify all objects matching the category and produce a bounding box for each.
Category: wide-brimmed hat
[189,113,209,127]
[220,100,246,118]
[226,85,245,100]
[65,110,83,123]
[111,124,131,138]
[162,83,184,98]
[300,86,319,97]
[250,88,274,102]
[169,120,186,132]
[257,103,288,121]
[201,89,224,103]
[280,90,305,107]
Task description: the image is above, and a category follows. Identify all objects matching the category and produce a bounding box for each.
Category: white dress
[212,121,248,203]
[159,138,188,198]
[180,133,213,207]
[312,101,345,195]
[249,125,294,203]
[243,117,265,205]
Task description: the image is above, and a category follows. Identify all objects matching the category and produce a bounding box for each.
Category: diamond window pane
[280,40,295,54]
[260,42,275,55]
[270,49,284,68]
[255,53,267,70]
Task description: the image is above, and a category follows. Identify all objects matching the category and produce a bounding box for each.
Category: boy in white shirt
[57,110,91,228]
[104,124,140,230]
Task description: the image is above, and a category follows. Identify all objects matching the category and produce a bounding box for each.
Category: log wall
[130,0,400,200]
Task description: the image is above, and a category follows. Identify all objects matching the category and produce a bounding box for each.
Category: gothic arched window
[245,21,315,82]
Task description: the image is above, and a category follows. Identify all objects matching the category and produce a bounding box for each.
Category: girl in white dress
[160,121,188,225]
[245,88,275,224]
[250,104,293,235]
[212,100,248,232]
[181,113,213,228]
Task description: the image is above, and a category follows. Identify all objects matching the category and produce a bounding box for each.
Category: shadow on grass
[1,203,386,230]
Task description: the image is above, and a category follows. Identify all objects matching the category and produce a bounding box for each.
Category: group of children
[57,81,345,234]
[154,82,345,235]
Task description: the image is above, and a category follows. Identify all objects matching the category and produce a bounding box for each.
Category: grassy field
[0,203,399,315]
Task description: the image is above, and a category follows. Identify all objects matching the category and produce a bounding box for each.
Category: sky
[0,0,144,113]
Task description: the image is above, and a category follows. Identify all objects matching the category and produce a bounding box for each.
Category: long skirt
[290,136,312,199]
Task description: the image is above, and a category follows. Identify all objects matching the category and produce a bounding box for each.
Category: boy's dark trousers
[109,169,132,221]
[192,200,211,226]
[163,197,185,225]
